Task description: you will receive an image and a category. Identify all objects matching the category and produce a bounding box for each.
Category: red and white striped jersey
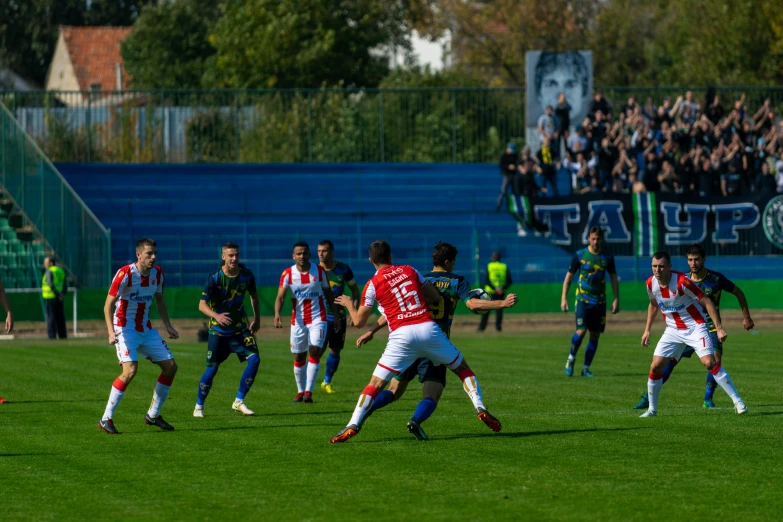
[280,264,330,326]
[646,270,706,330]
[108,264,164,332]
[362,265,433,332]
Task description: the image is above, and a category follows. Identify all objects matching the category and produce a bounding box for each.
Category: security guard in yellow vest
[478,251,512,332]
[42,256,67,339]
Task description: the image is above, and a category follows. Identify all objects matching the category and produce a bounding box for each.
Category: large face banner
[525,51,593,129]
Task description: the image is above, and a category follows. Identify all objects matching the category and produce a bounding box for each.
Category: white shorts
[373,322,464,381]
[654,324,714,360]
[115,328,174,364]
[290,323,327,353]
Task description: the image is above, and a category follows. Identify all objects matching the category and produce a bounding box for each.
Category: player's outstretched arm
[699,296,727,343]
[273,286,287,328]
[420,282,441,307]
[357,315,387,348]
[641,299,658,347]
[466,293,518,312]
[610,273,620,314]
[730,285,754,330]
[335,295,372,328]
[248,289,261,334]
[155,294,179,339]
[104,294,119,344]
[561,272,574,312]
[0,276,13,333]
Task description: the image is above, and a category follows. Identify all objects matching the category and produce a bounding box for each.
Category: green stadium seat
[0,218,9,229]
[0,230,17,241]
[10,242,28,255]
[0,240,8,253]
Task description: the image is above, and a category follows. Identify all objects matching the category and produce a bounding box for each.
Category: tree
[121,0,218,89]
[206,0,411,88]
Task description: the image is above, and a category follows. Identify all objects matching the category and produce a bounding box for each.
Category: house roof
[61,26,132,91]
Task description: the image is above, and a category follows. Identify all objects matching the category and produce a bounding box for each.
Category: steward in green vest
[479,252,512,332]
[42,257,67,339]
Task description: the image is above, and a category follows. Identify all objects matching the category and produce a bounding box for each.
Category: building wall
[45,32,81,105]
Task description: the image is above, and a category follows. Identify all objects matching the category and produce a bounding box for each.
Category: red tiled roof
[61,26,132,91]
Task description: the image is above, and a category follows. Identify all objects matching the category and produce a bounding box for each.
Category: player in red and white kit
[98,239,180,434]
[639,251,746,417]
[329,240,502,443]
[274,241,340,403]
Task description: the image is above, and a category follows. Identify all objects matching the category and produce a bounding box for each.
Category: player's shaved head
[369,240,392,264]
[318,239,334,251]
[432,241,458,268]
[652,251,671,264]
[222,242,239,252]
[135,238,157,252]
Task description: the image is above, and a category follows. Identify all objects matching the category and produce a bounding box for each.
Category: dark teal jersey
[568,248,616,305]
[321,261,355,321]
[201,267,257,336]
[424,270,472,338]
[688,269,735,333]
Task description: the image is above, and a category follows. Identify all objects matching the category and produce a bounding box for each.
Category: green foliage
[121,0,219,89]
[185,109,237,162]
[208,0,410,88]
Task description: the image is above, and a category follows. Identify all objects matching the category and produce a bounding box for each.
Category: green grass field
[1,324,781,521]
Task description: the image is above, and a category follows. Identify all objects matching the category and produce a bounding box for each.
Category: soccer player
[329,240,502,444]
[194,243,261,417]
[0,274,14,404]
[317,239,359,393]
[351,241,518,440]
[632,243,755,410]
[98,239,179,434]
[560,226,619,377]
[639,251,746,418]
[274,241,341,403]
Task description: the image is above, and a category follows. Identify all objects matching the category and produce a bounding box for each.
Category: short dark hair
[222,242,239,251]
[652,251,671,264]
[588,226,604,238]
[686,244,706,259]
[293,241,309,251]
[432,242,458,268]
[318,239,334,250]
[136,238,157,251]
[369,240,392,264]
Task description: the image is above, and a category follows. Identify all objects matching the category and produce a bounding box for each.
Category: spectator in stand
[657,159,679,193]
[535,137,559,196]
[496,143,519,210]
[721,163,743,197]
[695,157,714,197]
[554,93,571,157]
[538,105,558,148]
[755,161,777,195]
[676,152,695,194]
[589,91,612,120]
[568,124,589,154]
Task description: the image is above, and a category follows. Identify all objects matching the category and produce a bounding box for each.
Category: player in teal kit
[194,243,261,417]
[317,240,359,393]
[350,242,517,440]
[633,243,754,410]
[561,227,620,377]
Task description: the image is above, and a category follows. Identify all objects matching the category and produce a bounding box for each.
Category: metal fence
[3,86,780,164]
[0,102,111,287]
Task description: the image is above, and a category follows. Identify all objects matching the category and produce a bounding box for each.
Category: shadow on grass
[352,426,650,444]
[166,423,345,433]
[752,411,783,417]
[0,453,58,457]
[7,399,107,404]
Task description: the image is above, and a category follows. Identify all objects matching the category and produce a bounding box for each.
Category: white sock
[305,357,320,393]
[102,378,127,421]
[294,362,306,393]
[712,367,741,403]
[147,377,172,417]
[647,373,663,412]
[348,386,377,427]
[460,371,486,411]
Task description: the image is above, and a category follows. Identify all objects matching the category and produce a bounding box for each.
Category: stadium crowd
[500,91,783,201]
